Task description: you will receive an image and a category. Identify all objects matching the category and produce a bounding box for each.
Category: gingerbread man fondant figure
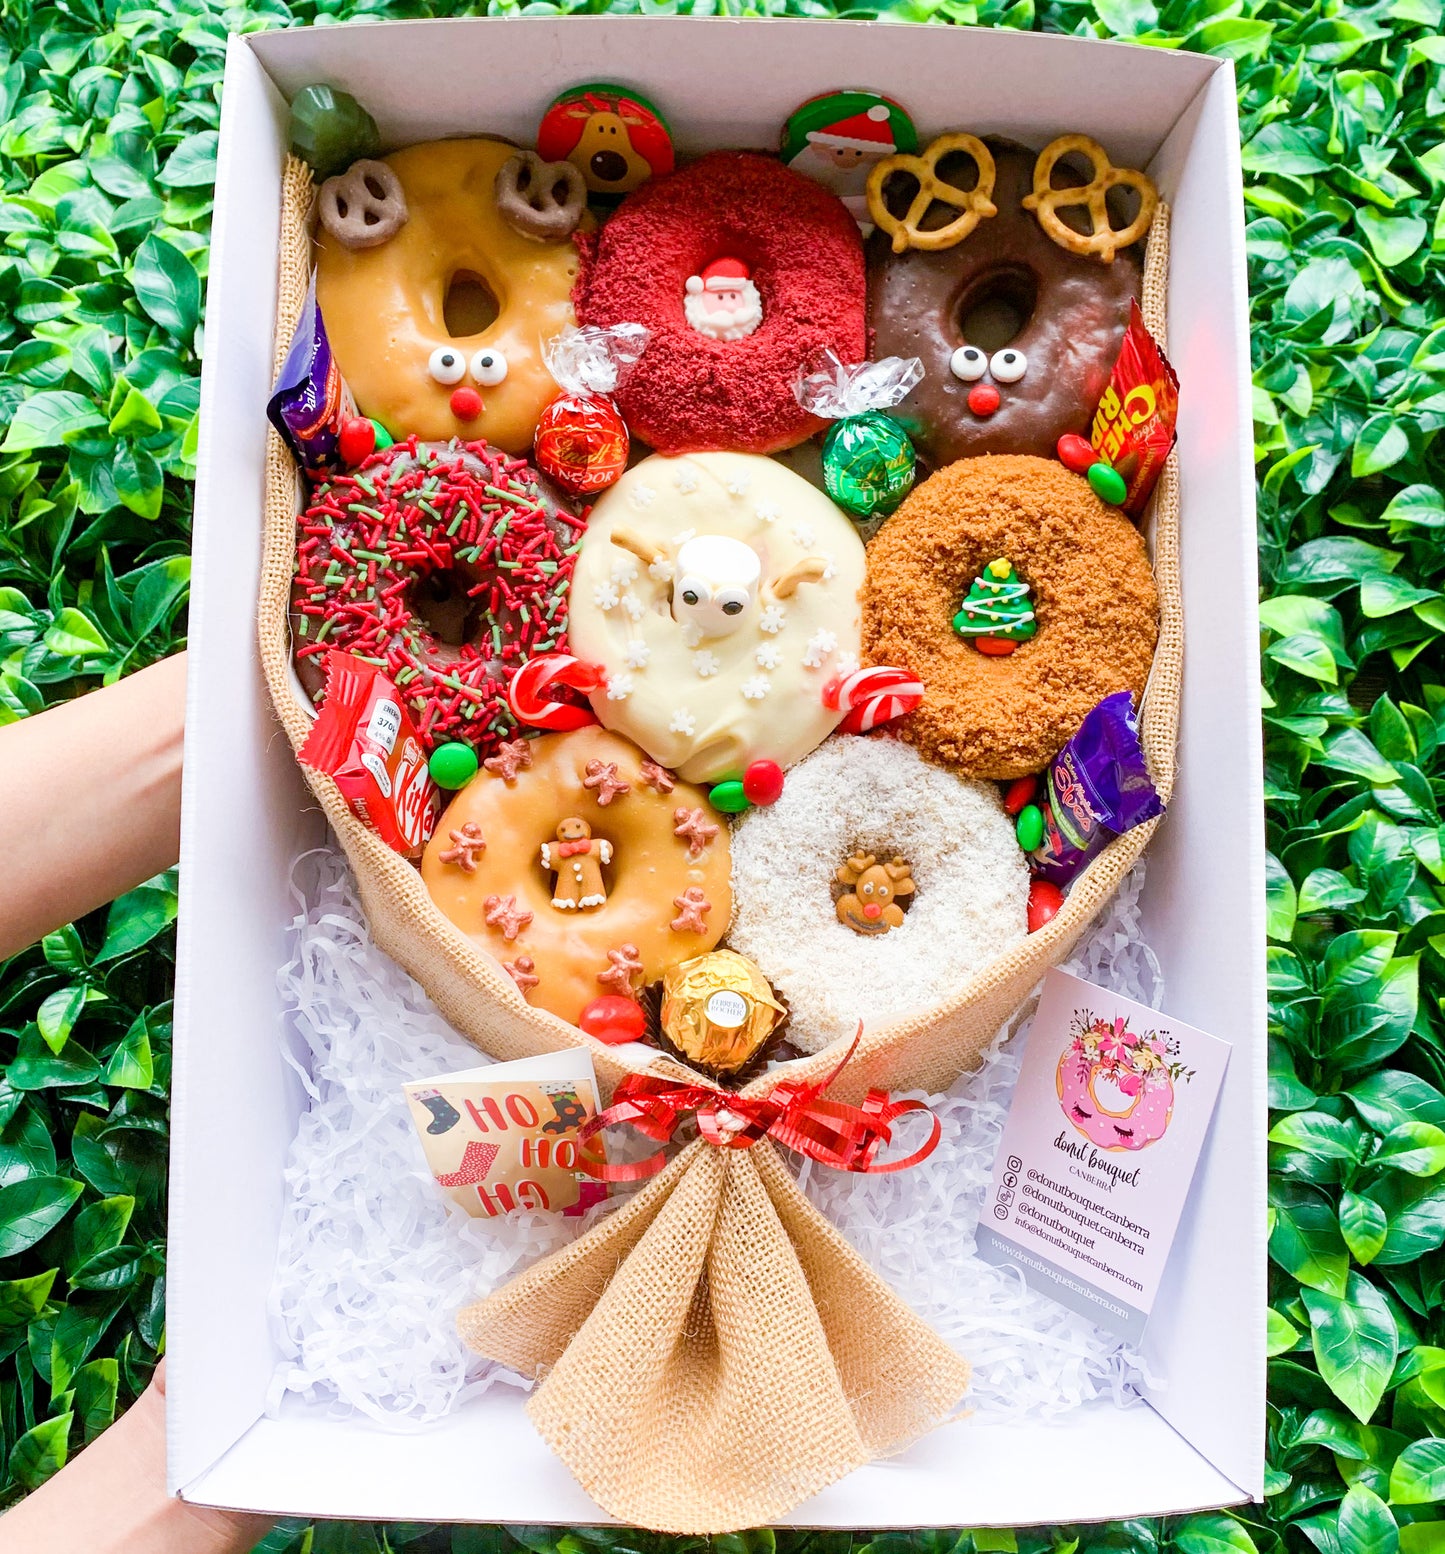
[540,817,613,911]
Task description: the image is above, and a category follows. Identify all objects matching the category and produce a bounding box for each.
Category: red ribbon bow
[578,1028,940,1183]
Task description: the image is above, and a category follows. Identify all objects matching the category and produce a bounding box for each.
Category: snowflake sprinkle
[802,629,838,669]
[693,651,720,678]
[791,522,815,547]
[727,473,751,497]
[621,591,644,620]
[674,464,699,494]
[759,604,787,635]
[605,673,634,701]
[624,639,651,669]
[741,675,771,701]
[669,708,696,736]
[611,557,639,586]
[592,581,621,611]
[755,500,779,524]
[630,484,656,509]
[648,557,674,583]
[754,643,781,671]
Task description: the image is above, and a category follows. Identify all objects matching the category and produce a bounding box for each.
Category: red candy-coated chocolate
[338,416,376,467]
[742,759,785,806]
[975,636,1017,657]
[967,383,1001,418]
[299,650,440,856]
[579,994,647,1044]
[1003,775,1038,815]
[449,386,483,421]
[1056,432,1100,473]
[534,392,630,496]
[1027,879,1065,933]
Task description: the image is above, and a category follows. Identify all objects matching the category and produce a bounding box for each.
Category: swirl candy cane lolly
[823,665,924,735]
[508,654,607,731]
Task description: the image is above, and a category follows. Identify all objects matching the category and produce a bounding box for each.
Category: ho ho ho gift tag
[977,967,1231,1343]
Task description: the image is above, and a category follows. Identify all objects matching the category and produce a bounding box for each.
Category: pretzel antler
[866,133,998,255]
[1022,135,1157,264]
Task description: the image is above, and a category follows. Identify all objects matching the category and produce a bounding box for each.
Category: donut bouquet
[259,79,1183,1531]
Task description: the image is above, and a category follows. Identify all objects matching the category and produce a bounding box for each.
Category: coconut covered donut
[314,139,584,451]
[565,452,867,784]
[726,735,1028,1053]
[420,727,731,1025]
[571,151,867,454]
[862,455,1158,779]
[290,438,582,753]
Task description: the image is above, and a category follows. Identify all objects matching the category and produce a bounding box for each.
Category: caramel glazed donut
[421,727,731,1026]
[314,139,585,453]
[867,139,1141,469]
[863,456,1158,780]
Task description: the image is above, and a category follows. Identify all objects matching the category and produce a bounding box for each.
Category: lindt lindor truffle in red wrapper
[1030,691,1163,887]
[1089,301,1179,519]
[267,277,359,475]
[533,323,648,496]
[299,650,440,857]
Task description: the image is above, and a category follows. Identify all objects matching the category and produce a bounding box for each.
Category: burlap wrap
[258,153,1182,1530]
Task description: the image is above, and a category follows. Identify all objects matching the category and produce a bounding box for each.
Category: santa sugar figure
[684,257,764,343]
[780,89,918,236]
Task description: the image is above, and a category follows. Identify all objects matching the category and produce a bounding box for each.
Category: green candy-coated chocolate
[1015,803,1045,852]
[821,413,916,521]
[429,741,479,790]
[371,419,394,451]
[709,780,751,814]
[1088,460,1128,506]
[289,85,381,181]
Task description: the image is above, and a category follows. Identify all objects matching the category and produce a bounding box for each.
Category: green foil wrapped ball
[289,85,381,181]
[821,412,916,521]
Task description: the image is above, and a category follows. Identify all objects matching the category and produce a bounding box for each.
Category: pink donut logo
[1055,1012,1190,1153]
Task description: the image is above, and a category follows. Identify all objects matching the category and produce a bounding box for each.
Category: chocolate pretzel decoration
[495,151,587,242]
[866,133,998,255]
[1022,135,1157,264]
[318,159,408,249]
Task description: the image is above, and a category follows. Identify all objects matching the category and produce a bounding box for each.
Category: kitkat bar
[299,651,441,856]
[1090,300,1179,518]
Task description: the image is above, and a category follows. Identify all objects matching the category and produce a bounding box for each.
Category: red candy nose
[450,386,483,420]
[863,902,882,919]
[968,383,1001,417]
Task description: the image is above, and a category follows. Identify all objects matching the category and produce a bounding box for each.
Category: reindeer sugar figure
[541,817,613,910]
[834,852,915,936]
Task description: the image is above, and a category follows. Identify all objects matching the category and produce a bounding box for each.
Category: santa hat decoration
[780,89,919,165]
[685,257,753,295]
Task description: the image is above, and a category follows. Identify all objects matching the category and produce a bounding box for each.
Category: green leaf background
[4,0,1445,1549]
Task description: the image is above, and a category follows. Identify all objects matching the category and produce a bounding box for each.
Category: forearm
[0,653,187,961]
[0,1372,269,1554]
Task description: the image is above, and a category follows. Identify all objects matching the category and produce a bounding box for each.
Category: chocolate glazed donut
[866,139,1141,469]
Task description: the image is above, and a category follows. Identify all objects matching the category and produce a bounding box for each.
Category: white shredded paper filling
[268,846,1163,1429]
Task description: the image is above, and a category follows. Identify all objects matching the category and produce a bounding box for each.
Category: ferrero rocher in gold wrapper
[659,950,787,1080]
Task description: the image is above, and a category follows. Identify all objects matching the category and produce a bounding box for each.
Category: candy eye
[862,881,875,895]
[716,589,749,617]
[990,348,1028,384]
[471,347,508,387]
[678,577,709,607]
[950,345,988,382]
[428,347,466,385]
[878,886,890,900]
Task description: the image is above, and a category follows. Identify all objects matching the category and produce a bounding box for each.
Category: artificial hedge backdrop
[1,0,1444,1550]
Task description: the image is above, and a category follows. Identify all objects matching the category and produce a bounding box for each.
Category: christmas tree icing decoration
[953,559,1037,655]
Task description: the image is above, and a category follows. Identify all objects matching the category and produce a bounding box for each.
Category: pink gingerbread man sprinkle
[438,822,486,872]
[640,760,676,795]
[582,759,631,806]
[597,942,644,995]
[483,894,533,942]
[484,738,534,782]
[673,806,720,857]
[503,955,540,995]
[670,887,712,933]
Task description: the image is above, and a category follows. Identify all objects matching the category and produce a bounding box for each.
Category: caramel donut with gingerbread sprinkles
[291,437,582,755]
[862,455,1158,779]
[420,727,731,1026]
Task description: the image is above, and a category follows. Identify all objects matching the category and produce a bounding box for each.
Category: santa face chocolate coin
[780,89,918,236]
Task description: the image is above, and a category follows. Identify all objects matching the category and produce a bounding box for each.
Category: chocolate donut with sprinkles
[291,438,583,754]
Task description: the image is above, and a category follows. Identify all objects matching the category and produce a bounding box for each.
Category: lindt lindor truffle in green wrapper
[659,950,787,1080]
[794,349,923,521]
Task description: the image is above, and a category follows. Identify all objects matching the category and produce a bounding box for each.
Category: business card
[976,968,1231,1343]
[404,1049,608,1221]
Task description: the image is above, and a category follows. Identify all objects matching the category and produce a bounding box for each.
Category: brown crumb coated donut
[420,727,731,1026]
[862,456,1157,779]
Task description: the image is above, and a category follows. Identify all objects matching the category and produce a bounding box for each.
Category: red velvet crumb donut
[573,151,867,455]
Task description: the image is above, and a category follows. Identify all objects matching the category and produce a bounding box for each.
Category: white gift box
[170,15,1264,1528]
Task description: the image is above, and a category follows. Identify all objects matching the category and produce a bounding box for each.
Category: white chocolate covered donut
[726,735,1028,1053]
[566,452,867,783]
